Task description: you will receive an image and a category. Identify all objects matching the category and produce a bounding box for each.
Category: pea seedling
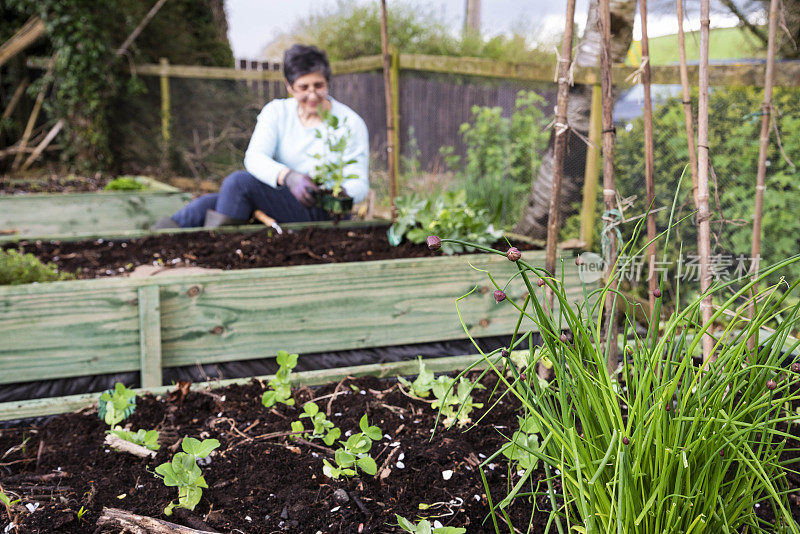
[322,414,382,479]
[395,514,466,534]
[431,376,484,428]
[154,437,220,516]
[98,382,136,428]
[293,401,341,446]
[261,350,299,408]
[397,356,435,398]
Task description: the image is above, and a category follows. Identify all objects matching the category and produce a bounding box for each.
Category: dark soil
[0,175,110,195]
[4,226,539,280]
[0,373,551,533]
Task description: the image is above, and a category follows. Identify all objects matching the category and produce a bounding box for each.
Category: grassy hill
[627,26,766,65]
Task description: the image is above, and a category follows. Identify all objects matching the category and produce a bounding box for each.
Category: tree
[514,0,636,239]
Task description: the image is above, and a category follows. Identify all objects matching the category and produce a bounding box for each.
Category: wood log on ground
[0,17,45,69]
[103,434,157,459]
[96,507,219,533]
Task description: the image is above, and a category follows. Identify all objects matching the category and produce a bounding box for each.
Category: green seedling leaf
[335,448,356,468]
[356,455,377,475]
[302,401,320,417]
[322,459,341,479]
[181,437,220,459]
[0,490,20,507]
[323,427,341,446]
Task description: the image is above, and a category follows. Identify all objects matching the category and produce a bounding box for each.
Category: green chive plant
[428,231,800,533]
[154,437,220,516]
[321,414,382,480]
[261,350,299,408]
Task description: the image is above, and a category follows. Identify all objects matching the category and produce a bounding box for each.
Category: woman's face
[287,71,328,116]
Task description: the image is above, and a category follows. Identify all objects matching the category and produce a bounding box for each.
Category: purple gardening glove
[284,170,319,208]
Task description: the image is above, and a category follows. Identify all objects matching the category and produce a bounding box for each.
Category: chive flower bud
[622,436,630,446]
[500,349,509,358]
[719,449,725,457]
[792,362,800,373]
[575,255,584,266]
[652,288,662,298]
[537,278,545,287]
[506,247,521,262]
[767,379,777,391]
[560,333,568,343]
[427,235,441,251]
[494,290,507,303]
[665,403,671,412]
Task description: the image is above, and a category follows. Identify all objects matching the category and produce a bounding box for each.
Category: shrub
[0,249,72,285]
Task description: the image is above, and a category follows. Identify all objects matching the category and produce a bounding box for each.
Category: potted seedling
[311,108,358,216]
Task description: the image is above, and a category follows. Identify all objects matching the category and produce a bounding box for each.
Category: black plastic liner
[0,334,544,426]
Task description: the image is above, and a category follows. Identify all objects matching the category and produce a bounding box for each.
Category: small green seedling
[432,376,484,428]
[154,437,220,516]
[296,402,341,446]
[76,505,88,521]
[98,383,137,428]
[322,414,381,479]
[501,416,541,472]
[261,351,298,408]
[110,428,160,451]
[312,109,358,198]
[0,489,20,508]
[395,514,466,534]
[397,357,435,398]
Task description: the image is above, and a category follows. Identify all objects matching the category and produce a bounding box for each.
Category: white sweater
[243,97,370,203]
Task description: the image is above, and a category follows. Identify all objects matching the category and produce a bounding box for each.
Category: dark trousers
[170,170,330,228]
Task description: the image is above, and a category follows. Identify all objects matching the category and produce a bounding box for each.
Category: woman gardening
[154,44,369,229]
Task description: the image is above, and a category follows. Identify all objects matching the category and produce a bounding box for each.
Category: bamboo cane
[639,0,657,315]
[544,0,577,307]
[600,0,619,375]
[379,0,398,220]
[748,0,780,349]
[676,0,699,208]
[697,0,714,362]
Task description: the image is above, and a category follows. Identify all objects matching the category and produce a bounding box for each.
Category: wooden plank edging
[0,353,492,421]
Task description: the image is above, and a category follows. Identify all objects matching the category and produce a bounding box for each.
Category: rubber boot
[203,209,245,228]
[151,215,180,230]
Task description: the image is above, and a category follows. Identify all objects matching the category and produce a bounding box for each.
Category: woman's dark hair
[283,44,331,85]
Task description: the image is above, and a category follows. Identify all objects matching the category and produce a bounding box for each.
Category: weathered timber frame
[0,249,583,420]
[0,176,192,238]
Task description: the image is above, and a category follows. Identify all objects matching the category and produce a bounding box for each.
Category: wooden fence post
[580,84,602,250]
[138,285,163,388]
[159,57,171,166]
[390,45,401,197]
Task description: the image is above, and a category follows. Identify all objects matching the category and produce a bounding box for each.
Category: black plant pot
[317,192,353,215]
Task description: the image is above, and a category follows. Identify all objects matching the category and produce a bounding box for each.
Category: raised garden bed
[0,176,192,239]
[0,357,550,533]
[0,224,584,420]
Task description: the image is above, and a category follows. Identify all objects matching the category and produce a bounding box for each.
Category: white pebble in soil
[398,452,405,461]
[396,461,405,469]
[442,470,453,480]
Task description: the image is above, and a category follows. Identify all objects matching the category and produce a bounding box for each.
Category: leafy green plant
[109,428,159,451]
[395,514,466,534]
[321,414,381,479]
[500,415,541,473]
[442,90,549,228]
[311,108,358,198]
[98,382,137,428]
[431,376,484,428]
[261,350,298,408]
[0,489,20,509]
[397,356,435,398]
[154,437,220,516]
[0,249,73,286]
[432,232,800,533]
[292,401,341,446]
[388,190,502,254]
[103,176,147,191]
[75,505,88,521]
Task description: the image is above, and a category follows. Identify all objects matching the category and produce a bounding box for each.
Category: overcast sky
[224,0,751,59]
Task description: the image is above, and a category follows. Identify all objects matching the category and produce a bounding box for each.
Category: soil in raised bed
[4,226,539,280]
[0,175,110,195]
[0,373,552,533]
